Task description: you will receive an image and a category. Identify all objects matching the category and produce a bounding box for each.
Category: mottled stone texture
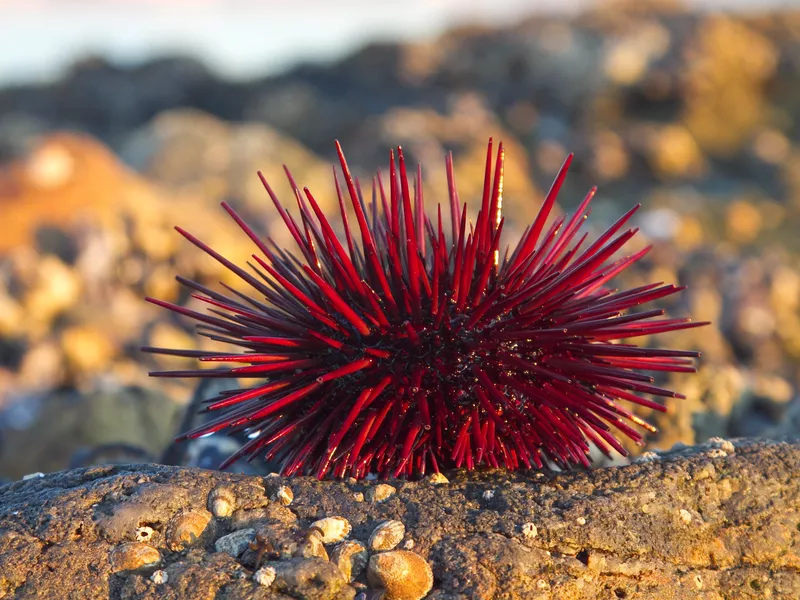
[0,438,798,599]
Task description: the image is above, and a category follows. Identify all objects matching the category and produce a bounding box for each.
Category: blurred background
[1,0,799,481]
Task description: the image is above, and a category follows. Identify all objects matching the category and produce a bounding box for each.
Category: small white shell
[402,538,415,550]
[521,522,538,539]
[369,520,405,552]
[253,566,277,587]
[707,437,735,454]
[576,517,586,526]
[310,516,351,544]
[150,570,168,584]
[367,483,396,503]
[273,485,293,506]
[679,509,692,524]
[482,490,495,500]
[633,451,660,464]
[135,526,155,543]
[353,492,365,502]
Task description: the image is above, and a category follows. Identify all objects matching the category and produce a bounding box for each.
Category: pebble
[521,522,538,539]
[426,472,449,485]
[165,509,213,551]
[310,516,352,544]
[367,550,433,600]
[330,540,368,582]
[367,483,397,503]
[679,509,693,524]
[353,492,365,502]
[402,538,415,550]
[482,489,495,500]
[208,486,236,518]
[150,570,168,584]
[109,542,161,573]
[253,566,277,587]
[576,517,586,525]
[369,520,406,552]
[215,528,256,557]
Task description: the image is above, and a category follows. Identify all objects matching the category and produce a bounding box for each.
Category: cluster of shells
[108,480,435,600]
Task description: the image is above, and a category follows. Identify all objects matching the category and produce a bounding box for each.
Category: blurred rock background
[1,0,799,480]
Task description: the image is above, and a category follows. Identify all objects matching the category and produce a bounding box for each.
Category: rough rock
[0,438,798,599]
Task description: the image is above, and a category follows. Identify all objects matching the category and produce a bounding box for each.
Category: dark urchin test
[144,140,707,480]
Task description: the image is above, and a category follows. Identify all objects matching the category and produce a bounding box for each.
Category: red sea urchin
[144,140,706,480]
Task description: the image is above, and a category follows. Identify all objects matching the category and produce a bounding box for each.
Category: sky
[0,0,795,85]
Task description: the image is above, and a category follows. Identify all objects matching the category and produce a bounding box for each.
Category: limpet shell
[165,509,213,551]
[368,520,405,552]
[297,529,329,560]
[110,542,161,573]
[367,483,396,503]
[208,486,236,518]
[331,540,368,582]
[309,516,351,544]
[367,550,433,600]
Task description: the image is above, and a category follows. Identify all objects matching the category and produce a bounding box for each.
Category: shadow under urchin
[143,140,707,480]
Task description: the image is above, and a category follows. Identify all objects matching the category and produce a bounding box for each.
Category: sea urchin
[144,140,706,479]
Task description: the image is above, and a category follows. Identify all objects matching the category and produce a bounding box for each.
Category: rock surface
[0,438,798,599]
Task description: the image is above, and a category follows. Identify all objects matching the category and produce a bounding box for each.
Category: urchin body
[145,140,705,479]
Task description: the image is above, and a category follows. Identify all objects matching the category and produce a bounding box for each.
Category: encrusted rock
[214,528,255,557]
[310,516,351,544]
[331,540,369,582]
[109,542,161,573]
[367,550,433,600]
[1,440,798,598]
[165,508,213,551]
[368,520,405,552]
